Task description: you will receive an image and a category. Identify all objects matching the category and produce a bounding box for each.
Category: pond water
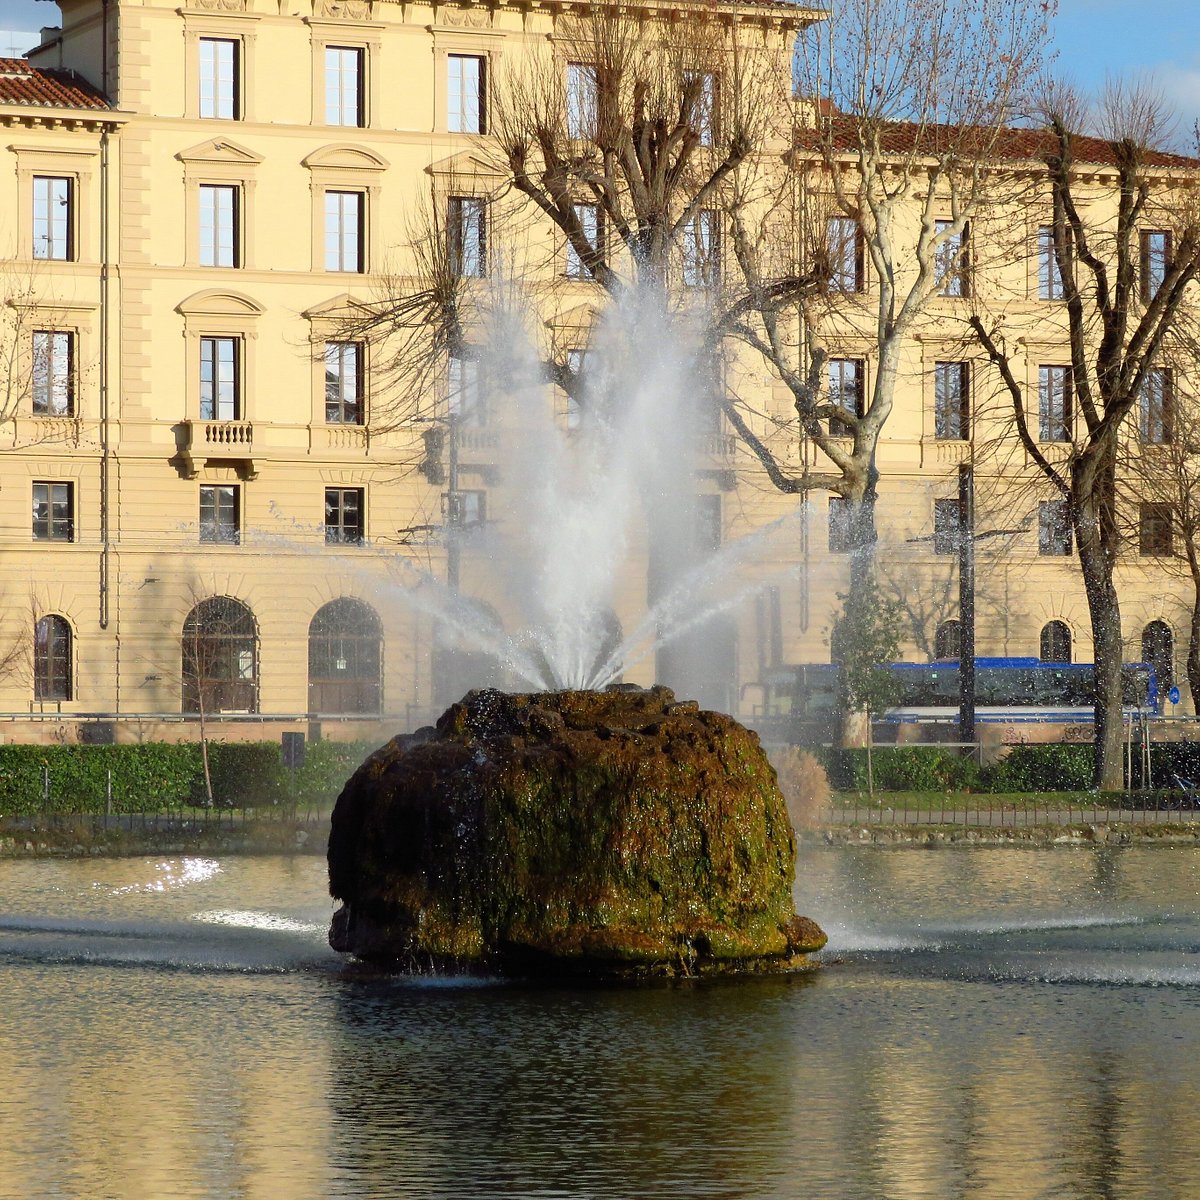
[2,845,1199,1199]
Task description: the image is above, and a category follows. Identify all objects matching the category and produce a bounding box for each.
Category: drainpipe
[99,123,112,638]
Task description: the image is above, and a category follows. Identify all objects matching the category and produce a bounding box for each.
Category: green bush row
[0,740,375,816]
[821,746,981,792]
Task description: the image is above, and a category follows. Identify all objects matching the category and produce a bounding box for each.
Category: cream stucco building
[0,0,1194,745]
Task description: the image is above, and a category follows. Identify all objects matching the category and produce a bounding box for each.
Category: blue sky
[3,0,1200,132]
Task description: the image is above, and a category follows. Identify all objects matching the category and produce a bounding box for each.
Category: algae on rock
[328,686,826,978]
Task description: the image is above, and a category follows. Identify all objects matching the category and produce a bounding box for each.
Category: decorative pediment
[176,289,266,318]
[302,144,389,172]
[303,292,374,321]
[547,303,600,333]
[425,149,503,180]
[176,138,264,166]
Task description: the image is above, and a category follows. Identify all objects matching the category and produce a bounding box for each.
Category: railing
[194,419,253,449]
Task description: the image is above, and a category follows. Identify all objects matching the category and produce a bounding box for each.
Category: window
[308,598,382,714]
[1142,620,1173,693]
[564,347,586,429]
[182,596,257,714]
[32,331,74,416]
[935,220,969,297]
[32,176,72,261]
[684,70,716,146]
[827,358,863,436]
[1141,230,1171,301]
[934,619,961,660]
[325,342,363,425]
[32,482,73,542]
[447,54,485,134]
[934,361,969,440]
[826,216,863,293]
[444,488,486,528]
[567,202,601,279]
[326,46,365,127]
[200,336,240,421]
[200,484,240,544]
[325,487,365,544]
[1140,502,1173,557]
[828,497,853,553]
[696,494,722,552]
[1039,365,1072,442]
[34,615,72,702]
[1038,225,1067,300]
[933,498,962,555]
[448,352,486,425]
[682,209,719,288]
[199,184,239,267]
[1038,499,1072,556]
[448,196,486,278]
[1040,620,1072,663]
[567,62,597,140]
[199,37,239,120]
[325,190,364,272]
[1138,367,1173,444]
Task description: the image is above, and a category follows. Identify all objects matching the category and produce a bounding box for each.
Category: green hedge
[0,740,375,817]
[824,746,980,792]
[978,744,1095,793]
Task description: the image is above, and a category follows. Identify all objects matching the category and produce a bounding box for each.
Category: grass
[829,790,1125,812]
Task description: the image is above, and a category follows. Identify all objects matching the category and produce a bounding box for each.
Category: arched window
[308,598,382,714]
[1142,620,1174,692]
[934,619,961,660]
[1040,620,1072,663]
[34,615,71,702]
[182,596,258,714]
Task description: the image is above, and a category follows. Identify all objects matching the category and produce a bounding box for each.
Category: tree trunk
[1188,584,1200,715]
[1077,531,1125,791]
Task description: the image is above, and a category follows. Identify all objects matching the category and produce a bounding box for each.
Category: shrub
[767,746,830,829]
[979,744,1094,793]
[822,746,979,792]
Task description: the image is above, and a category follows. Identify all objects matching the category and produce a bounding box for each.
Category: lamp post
[446,410,461,590]
[958,463,975,744]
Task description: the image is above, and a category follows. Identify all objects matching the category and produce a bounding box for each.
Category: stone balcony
[180,419,256,479]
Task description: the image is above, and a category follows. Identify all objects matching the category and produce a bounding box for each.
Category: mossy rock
[327,686,826,979]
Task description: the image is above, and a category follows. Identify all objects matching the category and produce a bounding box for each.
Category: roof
[0,57,110,111]
[797,114,1200,171]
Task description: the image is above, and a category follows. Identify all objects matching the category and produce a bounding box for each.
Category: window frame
[447,52,486,134]
[34,615,72,703]
[828,496,853,554]
[32,481,75,543]
[827,357,864,437]
[681,208,720,289]
[198,36,241,120]
[935,219,970,298]
[566,61,598,140]
[199,335,241,422]
[566,201,603,279]
[325,44,366,127]
[324,341,364,425]
[1038,499,1072,556]
[1040,620,1072,664]
[1139,501,1173,557]
[933,498,962,555]
[199,483,242,545]
[31,329,75,416]
[1138,367,1174,445]
[325,486,366,545]
[324,189,366,273]
[1141,229,1171,302]
[198,182,241,268]
[933,360,970,441]
[1038,224,1067,300]
[447,195,487,279]
[1038,364,1073,443]
[32,175,74,262]
[826,215,864,294]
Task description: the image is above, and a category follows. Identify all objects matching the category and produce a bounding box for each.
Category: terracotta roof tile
[0,57,110,111]
[797,114,1200,170]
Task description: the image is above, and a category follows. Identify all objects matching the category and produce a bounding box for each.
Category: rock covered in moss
[328,686,826,979]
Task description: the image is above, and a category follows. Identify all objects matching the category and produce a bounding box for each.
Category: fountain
[328,282,827,977]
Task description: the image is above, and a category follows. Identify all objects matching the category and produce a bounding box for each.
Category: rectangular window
[448,196,486,278]
[325,46,365,127]
[199,336,240,421]
[827,358,863,436]
[935,219,969,297]
[325,487,365,544]
[1140,502,1173,556]
[325,342,363,425]
[1038,365,1072,443]
[934,361,970,440]
[696,494,722,552]
[827,216,863,294]
[684,70,717,146]
[448,352,486,426]
[567,62,598,140]
[200,484,240,544]
[32,481,74,542]
[31,330,74,416]
[32,176,72,261]
[325,191,364,272]
[828,497,852,553]
[444,488,486,528]
[447,54,485,134]
[1038,225,1066,300]
[564,347,586,429]
[567,202,601,278]
[199,37,239,120]
[682,209,719,288]
[1141,230,1171,301]
[1038,499,1072,556]
[1139,367,1173,444]
[199,184,239,268]
[933,498,962,555]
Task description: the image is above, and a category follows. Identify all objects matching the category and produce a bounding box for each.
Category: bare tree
[724,0,1055,602]
[969,82,1200,789]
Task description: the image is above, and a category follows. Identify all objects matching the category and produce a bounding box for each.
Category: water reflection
[0,850,1198,1198]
